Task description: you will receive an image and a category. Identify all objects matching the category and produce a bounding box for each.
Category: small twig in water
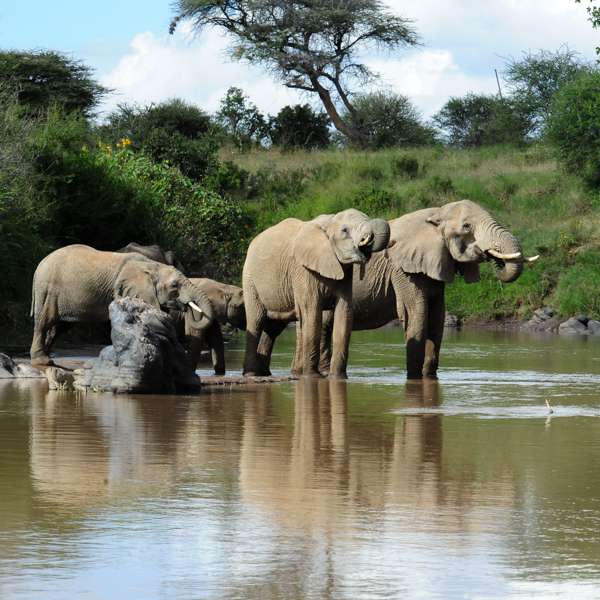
[545,399,554,414]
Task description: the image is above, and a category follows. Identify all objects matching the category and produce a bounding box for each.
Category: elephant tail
[30,274,36,318]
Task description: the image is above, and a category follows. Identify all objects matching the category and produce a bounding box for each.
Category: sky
[1,0,599,121]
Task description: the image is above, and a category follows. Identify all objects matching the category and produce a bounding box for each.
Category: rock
[588,320,600,334]
[577,314,590,326]
[558,317,588,334]
[531,309,549,323]
[543,306,555,317]
[46,367,75,390]
[0,353,45,379]
[444,311,459,327]
[75,298,200,394]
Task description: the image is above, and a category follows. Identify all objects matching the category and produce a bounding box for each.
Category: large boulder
[75,298,200,394]
[558,317,588,335]
[0,353,45,379]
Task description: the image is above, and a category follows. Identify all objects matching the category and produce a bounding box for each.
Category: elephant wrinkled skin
[30,244,214,366]
[243,209,390,379]
[317,200,532,379]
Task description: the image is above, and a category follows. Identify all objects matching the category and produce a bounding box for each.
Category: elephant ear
[387,208,456,283]
[291,220,345,280]
[114,261,161,309]
[456,262,481,284]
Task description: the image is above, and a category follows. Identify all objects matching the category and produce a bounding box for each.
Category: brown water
[2,328,600,599]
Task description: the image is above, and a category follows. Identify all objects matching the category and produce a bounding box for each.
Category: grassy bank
[226,144,600,323]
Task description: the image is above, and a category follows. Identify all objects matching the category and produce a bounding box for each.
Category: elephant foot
[214,370,226,376]
[243,370,273,378]
[327,372,347,380]
[422,372,439,380]
[406,373,424,380]
[301,371,325,379]
[31,355,55,367]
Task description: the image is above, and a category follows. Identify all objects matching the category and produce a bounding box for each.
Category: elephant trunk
[371,219,391,253]
[484,223,524,283]
[181,282,215,331]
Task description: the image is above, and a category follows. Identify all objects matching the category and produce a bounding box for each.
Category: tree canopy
[170,0,420,147]
[0,49,111,115]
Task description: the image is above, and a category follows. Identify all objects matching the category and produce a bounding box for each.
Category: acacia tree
[170,0,420,147]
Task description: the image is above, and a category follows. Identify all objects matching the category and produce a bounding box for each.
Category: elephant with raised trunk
[315,200,537,379]
[243,209,390,379]
[30,244,214,366]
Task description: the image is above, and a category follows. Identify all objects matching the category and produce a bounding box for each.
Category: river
[2,327,600,599]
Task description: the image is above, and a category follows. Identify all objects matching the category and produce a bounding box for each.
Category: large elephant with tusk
[314,200,537,379]
[30,244,214,366]
[243,209,390,379]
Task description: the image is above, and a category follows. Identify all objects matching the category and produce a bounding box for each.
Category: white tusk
[524,255,539,262]
[386,240,397,249]
[188,301,203,316]
[487,249,522,260]
[359,233,373,247]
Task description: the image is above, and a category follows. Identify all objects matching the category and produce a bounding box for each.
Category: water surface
[2,328,600,599]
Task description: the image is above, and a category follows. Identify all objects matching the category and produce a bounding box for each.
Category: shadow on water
[2,330,600,598]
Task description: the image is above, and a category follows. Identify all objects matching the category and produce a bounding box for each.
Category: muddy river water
[2,327,600,599]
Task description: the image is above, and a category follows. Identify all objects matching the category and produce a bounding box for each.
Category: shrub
[551,252,600,318]
[268,104,331,150]
[547,70,600,187]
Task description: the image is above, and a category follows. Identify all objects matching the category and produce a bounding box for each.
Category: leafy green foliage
[432,93,533,148]
[501,46,590,136]
[215,87,267,151]
[346,91,437,149]
[96,98,221,180]
[0,49,110,115]
[551,252,600,318]
[547,70,600,187]
[268,104,330,150]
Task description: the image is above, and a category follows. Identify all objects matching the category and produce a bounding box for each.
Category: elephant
[30,244,215,366]
[173,278,246,375]
[314,200,537,379]
[116,242,187,274]
[242,209,390,379]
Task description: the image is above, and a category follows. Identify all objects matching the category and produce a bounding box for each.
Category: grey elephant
[315,200,537,379]
[30,244,214,366]
[243,209,390,379]
[173,278,246,375]
[116,242,187,274]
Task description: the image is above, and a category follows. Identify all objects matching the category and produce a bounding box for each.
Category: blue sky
[2,0,599,120]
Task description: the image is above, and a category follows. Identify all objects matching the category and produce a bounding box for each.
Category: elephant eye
[341,226,349,236]
[463,222,471,232]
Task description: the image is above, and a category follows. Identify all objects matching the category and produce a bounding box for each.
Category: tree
[501,46,590,136]
[170,0,420,147]
[215,87,267,150]
[432,93,532,148]
[575,0,600,54]
[96,98,221,180]
[345,91,437,148]
[0,49,111,116]
[268,104,330,150]
[547,70,600,187]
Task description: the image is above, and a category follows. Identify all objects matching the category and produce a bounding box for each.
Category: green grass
[228,144,600,322]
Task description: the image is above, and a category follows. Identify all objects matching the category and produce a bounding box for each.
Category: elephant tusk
[487,249,522,260]
[359,233,373,247]
[188,301,203,316]
[524,255,539,263]
[386,240,397,249]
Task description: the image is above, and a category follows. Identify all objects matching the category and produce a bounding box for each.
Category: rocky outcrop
[75,298,200,394]
[559,315,600,335]
[444,312,459,327]
[521,307,560,332]
[0,353,45,379]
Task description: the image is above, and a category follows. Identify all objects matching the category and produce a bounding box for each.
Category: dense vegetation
[3,46,600,343]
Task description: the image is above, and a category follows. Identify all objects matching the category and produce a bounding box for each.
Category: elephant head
[292,209,391,280]
[117,242,187,275]
[389,199,536,284]
[115,262,214,331]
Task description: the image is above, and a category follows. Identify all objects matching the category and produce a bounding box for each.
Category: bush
[344,91,437,149]
[547,70,600,187]
[433,93,532,148]
[551,252,600,318]
[268,104,331,150]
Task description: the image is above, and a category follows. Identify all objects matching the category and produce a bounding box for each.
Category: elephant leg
[291,322,303,375]
[187,329,207,372]
[329,294,352,379]
[298,301,324,378]
[31,318,74,366]
[423,283,445,379]
[243,281,268,377]
[257,319,288,376]
[319,310,334,374]
[205,322,225,375]
[399,275,428,380]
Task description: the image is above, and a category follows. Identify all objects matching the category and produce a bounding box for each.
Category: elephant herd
[29,200,537,380]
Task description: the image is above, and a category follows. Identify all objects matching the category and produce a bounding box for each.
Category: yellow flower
[240,238,244,242]
[117,142,121,147]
